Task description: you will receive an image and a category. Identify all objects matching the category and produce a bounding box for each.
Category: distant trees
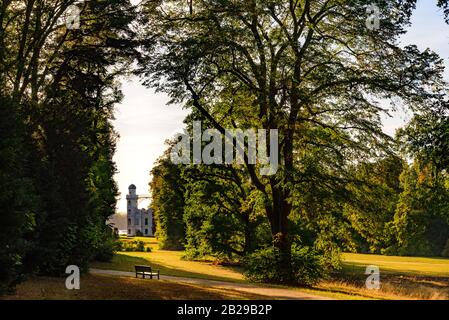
[150,143,186,250]
[182,156,267,260]
[150,136,267,256]
[391,97,449,256]
[149,141,274,260]
[344,156,405,253]
[391,161,449,256]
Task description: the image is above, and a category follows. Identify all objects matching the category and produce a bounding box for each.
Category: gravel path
[90,268,332,300]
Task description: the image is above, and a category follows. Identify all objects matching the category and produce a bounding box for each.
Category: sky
[113,0,449,213]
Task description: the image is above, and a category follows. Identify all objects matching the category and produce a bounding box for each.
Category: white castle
[126,184,153,237]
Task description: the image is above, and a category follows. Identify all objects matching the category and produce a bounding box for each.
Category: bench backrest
[135,265,152,272]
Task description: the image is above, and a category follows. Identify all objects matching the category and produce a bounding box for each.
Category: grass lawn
[92,237,245,283]
[318,253,449,300]
[341,253,449,277]
[1,274,269,300]
[91,237,449,300]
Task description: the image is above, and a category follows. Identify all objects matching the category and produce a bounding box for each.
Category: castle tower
[126,184,138,236]
[125,184,153,237]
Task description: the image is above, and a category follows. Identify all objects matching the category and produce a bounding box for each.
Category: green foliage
[94,228,121,262]
[244,245,325,286]
[0,97,37,294]
[243,247,280,283]
[182,162,264,261]
[0,0,136,289]
[343,156,405,253]
[139,0,449,281]
[150,143,186,250]
[290,246,328,286]
[3,0,449,294]
[21,0,132,275]
[119,240,149,252]
[389,161,449,256]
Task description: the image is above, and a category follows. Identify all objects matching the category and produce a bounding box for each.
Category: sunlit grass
[318,253,449,300]
[341,253,449,277]
[92,236,245,282]
[119,236,159,249]
[92,238,449,300]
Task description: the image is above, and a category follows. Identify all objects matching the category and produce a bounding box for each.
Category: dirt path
[90,268,332,300]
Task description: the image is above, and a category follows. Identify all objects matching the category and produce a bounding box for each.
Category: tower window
[145,218,148,226]
[145,229,148,235]
[128,218,131,225]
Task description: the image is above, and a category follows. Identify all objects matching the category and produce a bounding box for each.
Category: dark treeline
[0,0,136,293]
[146,0,449,285]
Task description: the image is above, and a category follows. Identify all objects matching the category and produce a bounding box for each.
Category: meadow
[324,253,449,299]
[90,237,449,300]
[4,236,448,300]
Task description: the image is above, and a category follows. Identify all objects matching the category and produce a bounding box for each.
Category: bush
[95,236,121,262]
[120,240,150,252]
[244,244,325,286]
[243,247,281,283]
[290,246,325,286]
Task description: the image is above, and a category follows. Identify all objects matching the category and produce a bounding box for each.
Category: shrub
[95,236,121,262]
[121,240,148,252]
[243,247,281,283]
[290,245,325,286]
[244,244,325,286]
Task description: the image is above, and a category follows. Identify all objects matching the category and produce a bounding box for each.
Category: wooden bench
[134,265,160,279]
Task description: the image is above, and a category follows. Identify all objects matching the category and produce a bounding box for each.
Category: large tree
[139,0,449,281]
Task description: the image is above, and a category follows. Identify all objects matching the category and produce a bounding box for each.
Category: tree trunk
[269,186,293,282]
[243,210,254,255]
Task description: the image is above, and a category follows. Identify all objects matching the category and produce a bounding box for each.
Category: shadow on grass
[91,253,247,283]
[2,274,270,300]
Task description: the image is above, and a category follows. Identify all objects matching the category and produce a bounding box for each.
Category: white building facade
[126,184,153,237]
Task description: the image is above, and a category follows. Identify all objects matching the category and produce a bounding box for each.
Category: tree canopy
[140,0,449,282]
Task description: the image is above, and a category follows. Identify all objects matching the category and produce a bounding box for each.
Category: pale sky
[113,0,449,213]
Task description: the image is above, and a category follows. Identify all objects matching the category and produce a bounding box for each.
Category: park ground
[4,237,449,300]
